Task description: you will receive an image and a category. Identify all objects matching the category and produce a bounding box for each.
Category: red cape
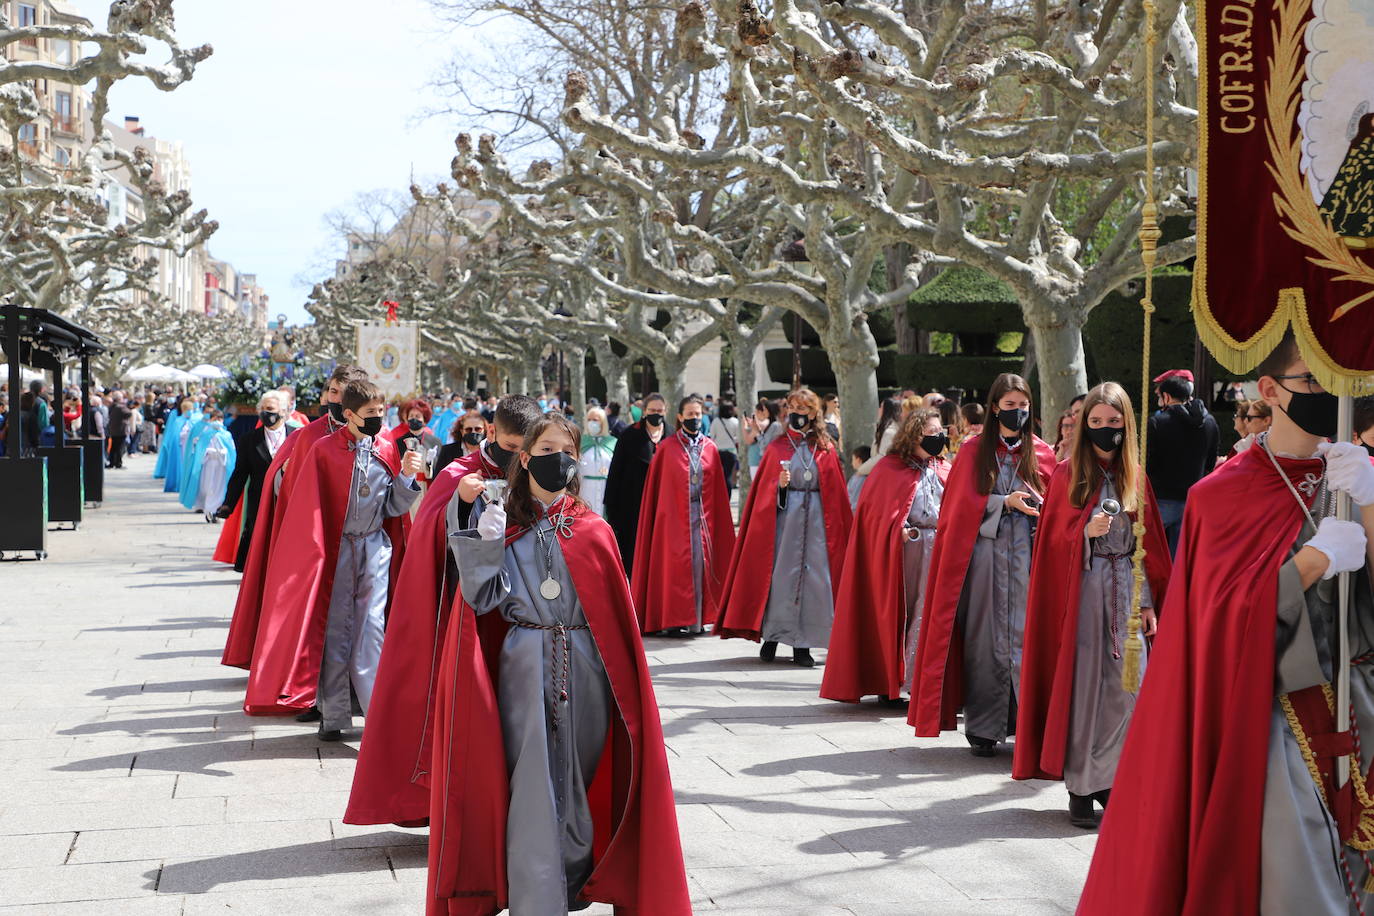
[221,417,329,669]
[715,431,852,640]
[820,454,950,702]
[631,433,737,632]
[345,448,502,826]
[242,427,409,715]
[1011,461,1172,781]
[425,500,691,916]
[212,499,244,564]
[908,434,1057,735]
[1077,445,1323,915]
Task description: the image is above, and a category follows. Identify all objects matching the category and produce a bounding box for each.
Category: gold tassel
[1363,871,1374,895]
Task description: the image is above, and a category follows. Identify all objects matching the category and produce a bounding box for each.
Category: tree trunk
[886,242,919,355]
[591,340,632,408]
[569,349,587,416]
[654,353,688,427]
[523,346,545,397]
[1024,305,1088,428]
[822,325,881,474]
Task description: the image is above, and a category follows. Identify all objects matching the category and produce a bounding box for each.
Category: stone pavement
[0,456,1092,915]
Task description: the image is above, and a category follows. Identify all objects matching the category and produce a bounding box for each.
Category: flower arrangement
[218,366,273,409]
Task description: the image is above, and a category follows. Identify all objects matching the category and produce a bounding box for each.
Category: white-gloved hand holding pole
[1307,517,1368,580]
[477,500,507,541]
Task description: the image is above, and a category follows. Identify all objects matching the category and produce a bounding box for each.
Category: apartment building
[2,0,94,171]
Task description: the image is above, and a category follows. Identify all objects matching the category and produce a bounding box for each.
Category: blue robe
[161,410,201,491]
[431,407,460,443]
[175,418,211,496]
[181,425,237,511]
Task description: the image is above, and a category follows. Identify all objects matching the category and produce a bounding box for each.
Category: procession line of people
[190,337,1374,915]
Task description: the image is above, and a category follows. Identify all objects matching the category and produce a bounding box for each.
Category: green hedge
[764,347,901,390]
[782,310,897,349]
[892,353,1025,394]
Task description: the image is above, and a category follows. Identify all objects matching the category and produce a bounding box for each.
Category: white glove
[476,501,507,541]
[1307,517,1368,580]
[1322,441,1374,507]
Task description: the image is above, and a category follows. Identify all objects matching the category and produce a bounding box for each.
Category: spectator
[1229,397,1251,441]
[742,397,781,473]
[578,405,618,515]
[847,444,871,507]
[938,400,965,451]
[606,401,628,437]
[960,402,985,443]
[18,391,40,456]
[1226,400,1273,459]
[855,396,903,481]
[126,398,144,457]
[28,379,49,432]
[1356,396,1374,457]
[1145,368,1221,553]
[708,398,741,492]
[1054,410,1077,462]
[106,394,131,468]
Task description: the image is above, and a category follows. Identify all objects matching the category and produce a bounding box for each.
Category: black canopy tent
[1,303,104,557]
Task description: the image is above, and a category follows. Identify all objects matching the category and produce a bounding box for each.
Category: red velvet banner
[1194,0,1374,393]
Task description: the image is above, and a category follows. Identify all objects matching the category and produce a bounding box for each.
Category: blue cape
[430,407,461,443]
[161,410,201,491]
[180,425,236,510]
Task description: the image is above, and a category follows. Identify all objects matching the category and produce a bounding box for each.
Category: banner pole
[1337,393,1353,787]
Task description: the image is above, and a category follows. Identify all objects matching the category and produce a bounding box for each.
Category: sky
[76,0,481,324]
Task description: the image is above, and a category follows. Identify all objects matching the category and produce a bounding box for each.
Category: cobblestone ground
[0,457,1092,914]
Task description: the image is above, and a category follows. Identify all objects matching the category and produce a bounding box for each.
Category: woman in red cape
[822,407,950,703]
[716,388,851,667]
[242,424,409,715]
[1012,382,1172,827]
[384,397,442,484]
[344,445,507,826]
[631,396,737,635]
[908,373,1056,753]
[427,414,690,916]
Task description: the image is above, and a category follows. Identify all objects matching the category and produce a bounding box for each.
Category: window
[54,147,70,166]
[18,3,37,45]
[54,91,73,133]
[54,40,72,65]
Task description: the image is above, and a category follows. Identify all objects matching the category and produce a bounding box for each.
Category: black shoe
[1069,792,1099,829]
[317,727,343,742]
[967,736,996,757]
[792,648,816,668]
[759,640,778,662]
[569,900,593,913]
[294,707,322,723]
[1093,788,1111,810]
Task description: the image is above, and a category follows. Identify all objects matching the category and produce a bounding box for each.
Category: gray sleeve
[979,495,1007,539]
[384,473,422,517]
[450,531,508,615]
[1274,558,1325,695]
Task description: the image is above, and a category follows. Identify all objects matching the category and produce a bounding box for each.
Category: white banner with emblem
[355,321,419,399]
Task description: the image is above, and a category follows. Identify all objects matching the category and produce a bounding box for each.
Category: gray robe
[901,463,944,697]
[956,444,1035,742]
[761,441,835,649]
[452,505,614,916]
[1064,479,1153,796]
[684,432,707,632]
[318,438,420,731]
[1261,504,1374,915]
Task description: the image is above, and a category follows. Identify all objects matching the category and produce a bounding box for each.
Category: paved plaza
[0,459,1092,914]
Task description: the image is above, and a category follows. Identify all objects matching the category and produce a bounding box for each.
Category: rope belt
[1094,551,1133,660]
[340,530,381,542]
[512,619,591,734]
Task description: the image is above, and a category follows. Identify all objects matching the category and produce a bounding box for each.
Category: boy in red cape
[221,365,365,670]
[632,394,737,636]
[1012,382,1172,828]
[716,388,852,667]
[243,379,425,740]
[822,407,950,703]
[344,395,541,826]
[427,413,690,916]
[908,373,1057,753]
[1078,334,1374,914]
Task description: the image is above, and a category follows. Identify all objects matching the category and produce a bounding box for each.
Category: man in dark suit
[106,394,131,468]
[216,392,298,571]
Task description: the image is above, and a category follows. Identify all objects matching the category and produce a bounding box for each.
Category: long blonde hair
[1068,381,1141,513]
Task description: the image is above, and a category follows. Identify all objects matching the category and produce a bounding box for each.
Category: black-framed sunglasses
[1272,372,1326,394]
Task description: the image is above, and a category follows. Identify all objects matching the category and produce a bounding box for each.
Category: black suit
[602,420,661,576]
[222,425,291,572]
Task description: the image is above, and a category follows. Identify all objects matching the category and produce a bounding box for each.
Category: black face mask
[995,407,1030,434]
[357,416,383,438]
[1277,386,1339,439]
[788,412,809,431]
[681,417,702,434]
[407,418,424,432]
[487,441,514,469]
[327,402,346,424]
[259,411,281,428]
[526,451,578,492]
[1363,441,1374,459]
[644,413,665,428]
[1084,425,1125,452]
[920,433,948,457]
[462,431,483,447]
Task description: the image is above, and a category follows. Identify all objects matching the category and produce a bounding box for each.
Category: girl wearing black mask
[822,407,950,704]
[718,388,853,667]
[909,373,1057,755]
[433,412,691,915]
[1014,382,1173,827]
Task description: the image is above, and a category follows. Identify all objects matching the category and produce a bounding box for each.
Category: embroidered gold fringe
[1280,686,1374,852]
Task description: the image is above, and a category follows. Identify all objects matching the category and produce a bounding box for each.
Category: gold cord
[1123,0,1160,695]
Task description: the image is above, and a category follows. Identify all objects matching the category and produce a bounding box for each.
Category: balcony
[17,141,39,160]
[53,115,77,135]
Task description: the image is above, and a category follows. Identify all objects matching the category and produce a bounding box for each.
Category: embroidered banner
[1193,0,1374,393]
[355,321,419,399]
